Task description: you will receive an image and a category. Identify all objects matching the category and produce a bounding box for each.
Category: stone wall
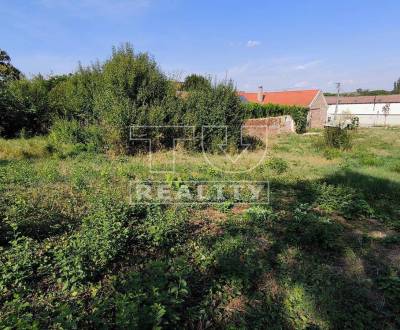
[309,108,327,128]
[243,116,295,142]
[309,92,328,128]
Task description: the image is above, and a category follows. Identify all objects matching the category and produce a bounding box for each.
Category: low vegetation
[1,128,399,328]
[1,45,399,329]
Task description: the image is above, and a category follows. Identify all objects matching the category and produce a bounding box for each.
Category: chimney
[257,86,264,103]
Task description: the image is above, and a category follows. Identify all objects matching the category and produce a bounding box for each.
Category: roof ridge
[240,89,319,94]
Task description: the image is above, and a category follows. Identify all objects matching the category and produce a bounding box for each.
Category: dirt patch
[368,231,389,239]
[224,296,248,315]
[231,204,250,215]
[190,208,228,237]
[190,218,224,237]
[257,272,281,298]
[198,208,228,222]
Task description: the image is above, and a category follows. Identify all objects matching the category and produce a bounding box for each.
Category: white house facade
[325,95,400,127]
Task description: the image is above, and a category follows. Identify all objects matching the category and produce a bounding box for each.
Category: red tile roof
[239,89,320,107]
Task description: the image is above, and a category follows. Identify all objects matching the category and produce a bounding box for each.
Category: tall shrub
[183,81,245,152]
[323,127,352,149]
[94,44,169,153]
[182,74,211,91]
[2,76,52,137]
[48,65,101,123]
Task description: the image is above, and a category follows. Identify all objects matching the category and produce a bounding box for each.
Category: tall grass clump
[49,119,105,154]
[0,137,52,160]
[323,126,352,150]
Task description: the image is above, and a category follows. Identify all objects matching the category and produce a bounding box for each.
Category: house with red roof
[239,87,328,129]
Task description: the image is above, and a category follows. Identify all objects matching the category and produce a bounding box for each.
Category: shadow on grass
[185,169,400,328]
[0,159,11,167]
[2,167,399,329]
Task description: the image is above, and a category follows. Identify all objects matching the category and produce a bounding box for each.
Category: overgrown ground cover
[1,128,400,329]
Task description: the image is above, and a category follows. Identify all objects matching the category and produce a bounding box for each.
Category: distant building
[325,95,400,127]
[239,88,328,128]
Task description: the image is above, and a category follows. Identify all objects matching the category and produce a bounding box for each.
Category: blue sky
[1,0,399,92]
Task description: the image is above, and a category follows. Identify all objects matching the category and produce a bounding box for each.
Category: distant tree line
[324,78,400,97]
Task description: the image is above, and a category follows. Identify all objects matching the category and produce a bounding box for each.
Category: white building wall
[327,103,400,127]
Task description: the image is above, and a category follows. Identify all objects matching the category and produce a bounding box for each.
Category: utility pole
[334,82,341,125]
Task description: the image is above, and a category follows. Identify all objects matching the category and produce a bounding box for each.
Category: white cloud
[246,40,261,48]
[294,60,323,71]
[221,57,387,92]
[219,57,329,91]
[227,41,243,47]
[293,81,310,88]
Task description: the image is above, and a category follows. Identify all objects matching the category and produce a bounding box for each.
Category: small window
[327,116,332,122]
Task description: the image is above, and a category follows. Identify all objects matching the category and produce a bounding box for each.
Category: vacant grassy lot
[1,128,400,329]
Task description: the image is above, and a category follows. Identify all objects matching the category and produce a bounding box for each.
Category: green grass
[1,128,400,329]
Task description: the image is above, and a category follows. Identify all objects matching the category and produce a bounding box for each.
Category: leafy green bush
[93,44,169,154]
[182,74,211,91]
[288,204,343,251]
[266,157,289,174]
[243,102,309,133]
[183,80,245,152]
[54,201,134,287]
[324,126,352,149]
[313,183,373,219]
[49,119,85,145]
[212,235,260,279]
[0,235,40,294]
[244,206,276,225]
[49,119,105,153]
[0,294,39,329]
[1,75,53,137]
[4,195,76,241]
[91,260,190,329]
[141,207,188,249]
[377,276,400,306]
[1,44,246,155]
[48,65,100,123]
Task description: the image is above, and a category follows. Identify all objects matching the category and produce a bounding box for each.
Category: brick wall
[243,116,295,142]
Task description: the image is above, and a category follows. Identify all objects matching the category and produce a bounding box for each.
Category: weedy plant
[265,157,289,174]
[323,126,352,149]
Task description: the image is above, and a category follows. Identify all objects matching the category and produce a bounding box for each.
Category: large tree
[0,49,22,81]
[182,74,211,91]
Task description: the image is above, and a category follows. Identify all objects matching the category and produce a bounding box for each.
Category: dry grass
[0,137,51,160]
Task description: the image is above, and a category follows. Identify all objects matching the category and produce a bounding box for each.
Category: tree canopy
[182,74,211,91]
[0,49,22,82]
